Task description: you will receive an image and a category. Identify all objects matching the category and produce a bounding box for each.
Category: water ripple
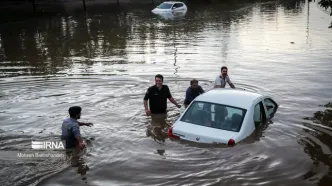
[0,1,332,186]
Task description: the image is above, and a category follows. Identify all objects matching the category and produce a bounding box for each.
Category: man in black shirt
[144,74,181,143]
[143,74,181,115]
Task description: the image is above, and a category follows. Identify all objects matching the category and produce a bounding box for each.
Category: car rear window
[180,101,247,132]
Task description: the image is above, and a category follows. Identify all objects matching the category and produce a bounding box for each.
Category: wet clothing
[184,86,204,105]
[61,118,81,149]
[214,75,232,88]
[144,85,172,114]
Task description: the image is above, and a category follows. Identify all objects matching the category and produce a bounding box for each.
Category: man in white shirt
[214,66,235,89]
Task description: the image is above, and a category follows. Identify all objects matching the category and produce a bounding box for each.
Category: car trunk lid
[172,121,238,144]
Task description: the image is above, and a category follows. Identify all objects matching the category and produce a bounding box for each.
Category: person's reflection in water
[146,113,169,143]
[146,113,170,156]
[65,146,90,183]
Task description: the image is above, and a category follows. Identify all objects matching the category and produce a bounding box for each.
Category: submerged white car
[168,89,278,146]
[151,1,188,13]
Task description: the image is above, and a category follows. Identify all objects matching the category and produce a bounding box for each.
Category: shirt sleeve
[71,124,81,137]
[226,76,232,84]
[143,87,151,100]
[166,85,172,99]
[199,86,204,93]
[185,88,193,101]
[214,76,221,86]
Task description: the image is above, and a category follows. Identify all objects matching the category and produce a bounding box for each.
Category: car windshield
[180,101,247,132]
[157,3,173,9]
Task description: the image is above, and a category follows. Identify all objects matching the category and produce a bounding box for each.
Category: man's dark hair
[190,79,198,85]
[69,106,82,117]
[155,74,163,82]
[221,66,228,71]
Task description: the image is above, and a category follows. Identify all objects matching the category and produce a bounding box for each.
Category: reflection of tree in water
[0,4,255,76]
[299,102,332,185]
[0,9,132,76]
[279,0,306,13]
[219,12,235,63]
[66,11,130,60]
[0,1,308,76]
[318,0,332,28]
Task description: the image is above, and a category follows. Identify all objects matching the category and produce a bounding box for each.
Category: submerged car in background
[168,89,278,146]
[151,1,188,14]
[153,10,186,20]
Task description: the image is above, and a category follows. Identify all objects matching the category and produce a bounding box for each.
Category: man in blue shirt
[61,106,93,150]
[184,79,204,108]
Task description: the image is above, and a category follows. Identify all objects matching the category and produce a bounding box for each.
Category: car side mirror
[172,6,176,9]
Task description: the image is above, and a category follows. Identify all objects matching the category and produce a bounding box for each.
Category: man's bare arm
[168,97,181,108]
[144,100,149,110]
[78,121,93,127]
[144,100,151,115]
[75,136,85,149]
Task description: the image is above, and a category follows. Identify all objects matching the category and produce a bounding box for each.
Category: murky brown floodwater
[0,0,332,186]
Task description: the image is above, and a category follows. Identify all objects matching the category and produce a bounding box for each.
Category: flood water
[0,0,332,185]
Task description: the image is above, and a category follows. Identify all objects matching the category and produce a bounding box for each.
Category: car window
[253,102,266,125]
[264,98,277,119]
[158,3,172,9]
[181,101,247,132]
[174,3,183,8]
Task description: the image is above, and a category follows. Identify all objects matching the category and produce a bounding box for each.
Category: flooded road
[1,0,332,185]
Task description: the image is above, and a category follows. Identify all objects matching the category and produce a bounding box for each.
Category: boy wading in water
[61,106,93,150]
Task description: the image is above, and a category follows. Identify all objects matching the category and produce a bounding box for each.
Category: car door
[262,97,278,120]
[172,3,184,11]
[253,101,267,127]
[171,3,177,11]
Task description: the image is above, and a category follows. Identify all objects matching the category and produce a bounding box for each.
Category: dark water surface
[1,0,332,186]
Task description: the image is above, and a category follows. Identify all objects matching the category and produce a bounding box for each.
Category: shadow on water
[299,102,332,185]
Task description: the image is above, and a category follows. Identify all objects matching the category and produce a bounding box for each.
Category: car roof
[194,89,263,109]
[162,1,184,4]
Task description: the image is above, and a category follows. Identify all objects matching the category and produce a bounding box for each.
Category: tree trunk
[117,0,120,6]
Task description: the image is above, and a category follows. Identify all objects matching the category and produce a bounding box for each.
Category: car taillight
[228,139,235,146]
[168,127,180,139]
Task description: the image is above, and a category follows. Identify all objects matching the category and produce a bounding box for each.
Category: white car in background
[168,89,278,146]
[151,1,188,13]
